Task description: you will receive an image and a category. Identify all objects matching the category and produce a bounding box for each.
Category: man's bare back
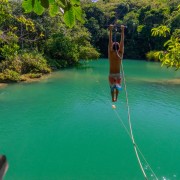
[108,24,125,102]
[108,47,122,74]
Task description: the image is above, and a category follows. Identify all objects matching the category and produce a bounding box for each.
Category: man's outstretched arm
[109,24,113,49]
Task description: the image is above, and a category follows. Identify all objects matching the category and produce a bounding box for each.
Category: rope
[113,27,153,178]
[120,61,158,180]
[96,67,158,179]
[95,66,159,179]
[120,61,148,180]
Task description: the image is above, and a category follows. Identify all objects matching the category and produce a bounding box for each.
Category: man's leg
[115,89,119,101]
[111,89,117,102]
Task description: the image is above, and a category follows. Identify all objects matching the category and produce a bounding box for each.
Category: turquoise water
[0,59,180,180]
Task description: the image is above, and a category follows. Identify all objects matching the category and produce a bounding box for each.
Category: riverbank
[0,83,7,88]
[165,78,180,85]
[130,77,180,85]
[0,73,51,89]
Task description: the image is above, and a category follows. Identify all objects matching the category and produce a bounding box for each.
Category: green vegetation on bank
[0,51,51,82]
[83,0,179,67]
[0,0,99,82]
[0,0,179,82]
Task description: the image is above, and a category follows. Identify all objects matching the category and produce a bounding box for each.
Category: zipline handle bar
[114,25,128,28]
[105,25,128,29]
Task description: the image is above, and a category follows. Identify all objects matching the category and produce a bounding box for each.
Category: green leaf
[40,0,49,8]
[70,0,80,5]
[22,0,33,13]
[57,0,66,8]
[64,4,75,28]
[49,3,59,17]
[49,0,55,3]
[33,0,44,15]
[73,6,84,23]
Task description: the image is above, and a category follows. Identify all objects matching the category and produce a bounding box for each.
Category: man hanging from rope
[108,24,125,102]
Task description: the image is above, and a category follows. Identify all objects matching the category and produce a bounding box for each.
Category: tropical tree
[0,0,37,58]
[151,25,180,70]
[22,0,84,27]
[0,0,52,82]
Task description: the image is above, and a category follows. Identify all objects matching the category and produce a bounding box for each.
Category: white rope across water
[119,59,158,180]
[96,64,158,179]
[120,61,147,179]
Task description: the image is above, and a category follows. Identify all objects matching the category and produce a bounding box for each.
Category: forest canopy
[0,0,179,82]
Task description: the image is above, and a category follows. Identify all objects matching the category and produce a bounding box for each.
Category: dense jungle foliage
[83,0,180,69]
[0,0,179,82]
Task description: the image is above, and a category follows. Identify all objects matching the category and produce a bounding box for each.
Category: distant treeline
[0,0,179,82]
[83,0,180,60]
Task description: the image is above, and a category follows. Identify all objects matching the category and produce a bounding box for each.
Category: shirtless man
[108,24,125,102]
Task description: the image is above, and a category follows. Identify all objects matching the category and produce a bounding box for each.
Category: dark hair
[112,42,119,51]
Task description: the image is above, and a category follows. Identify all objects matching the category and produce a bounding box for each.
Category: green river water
[0,59,180,180]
